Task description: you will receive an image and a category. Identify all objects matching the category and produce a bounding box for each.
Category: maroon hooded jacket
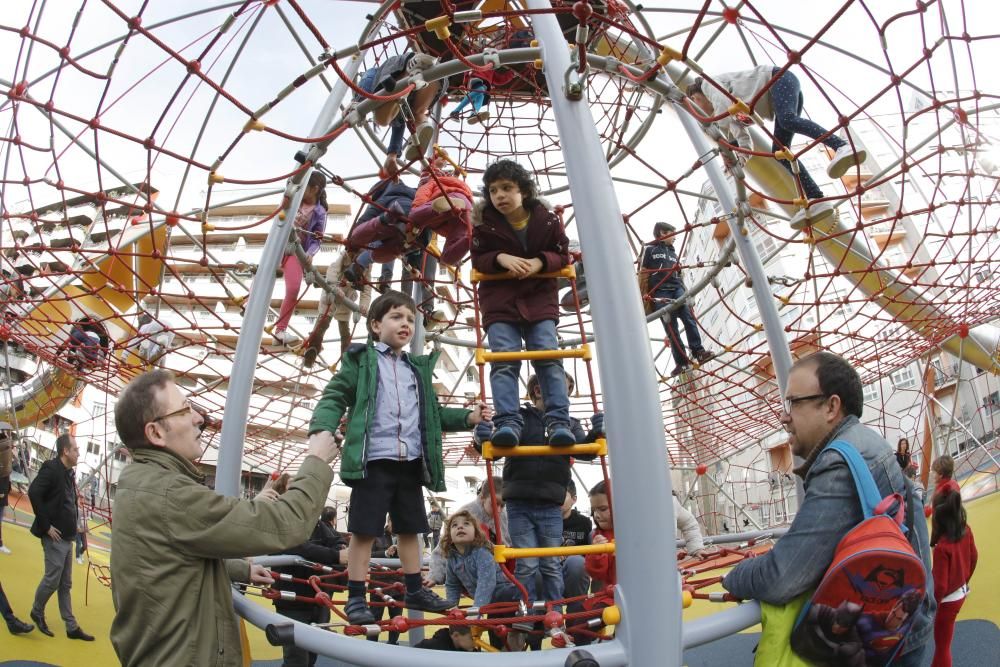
[471,199,570,329]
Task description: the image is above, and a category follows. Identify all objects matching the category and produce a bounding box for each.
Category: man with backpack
[722,351,934,666]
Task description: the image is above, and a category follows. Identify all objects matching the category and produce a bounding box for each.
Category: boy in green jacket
[309,290,490,625]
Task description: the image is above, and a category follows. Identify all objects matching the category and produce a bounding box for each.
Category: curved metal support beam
[233,592,628,666]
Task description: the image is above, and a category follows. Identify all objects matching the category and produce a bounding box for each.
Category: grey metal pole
[216,54,363,496]
[674,111,794,397]
[527,2,682,664]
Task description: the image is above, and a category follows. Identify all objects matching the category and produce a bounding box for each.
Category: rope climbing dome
[2,1,999,665]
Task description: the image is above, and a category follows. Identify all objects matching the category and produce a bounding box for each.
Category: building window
[891,366,917,390]
[87,441,100,455]
[984,391,1000,412]
[863,383,880,403]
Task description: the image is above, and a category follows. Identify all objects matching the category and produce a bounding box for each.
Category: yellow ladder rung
[471,265,576,283]
[482,438,607,459]
[475,344,592,364]
[494,542,615,563]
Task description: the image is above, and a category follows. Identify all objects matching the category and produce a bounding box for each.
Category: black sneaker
[404,587,454,613]
[67,627,95,641]
[344,597,376,625]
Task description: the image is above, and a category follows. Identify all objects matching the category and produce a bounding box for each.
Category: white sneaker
[76,556,84,565]
[789,201,836,230]
[826,144,867,179]
[271,329,299,346]
[0,546,11,554]
[404,120,435,162]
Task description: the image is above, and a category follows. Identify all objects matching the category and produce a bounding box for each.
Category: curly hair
[481,159,540,213]
[439,509,491,555]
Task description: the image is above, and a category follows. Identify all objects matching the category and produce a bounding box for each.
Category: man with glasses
[109,369,339,667]
[721,351,934,667]
[27,433,93,641]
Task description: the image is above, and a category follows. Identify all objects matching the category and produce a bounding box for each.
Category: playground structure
[2,1,1000,665]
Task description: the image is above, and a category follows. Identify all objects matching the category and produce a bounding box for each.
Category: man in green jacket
[309,290,490,625]
[110,369,339,667]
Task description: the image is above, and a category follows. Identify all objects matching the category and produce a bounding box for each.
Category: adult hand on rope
[248,563,274,586]
[497,253,544,278]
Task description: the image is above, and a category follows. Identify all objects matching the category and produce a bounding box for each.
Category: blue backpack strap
[827,440,882,519]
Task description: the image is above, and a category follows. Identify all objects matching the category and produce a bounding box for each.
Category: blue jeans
[451,79,487,117]
[769,69,846,200]
[654,288,705,367]
[486,320,569,429]
[507,501,564,606]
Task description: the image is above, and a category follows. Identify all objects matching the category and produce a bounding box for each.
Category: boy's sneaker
[826,144,867,179]
[271,329,299,347]
[344,597,376,625]
[491,425,521,447]
[547,425,576,446]
[404,587,454,613]
[692,349,716,364]
[0,545,11,554]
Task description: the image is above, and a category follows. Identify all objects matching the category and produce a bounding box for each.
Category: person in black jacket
[27,434,93,641]
[640,222,716,376]
[475,374,603,623]
[271,506,348,667]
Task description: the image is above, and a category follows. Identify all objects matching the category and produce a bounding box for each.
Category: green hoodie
[110,447,333,667]
[309,342,471,492]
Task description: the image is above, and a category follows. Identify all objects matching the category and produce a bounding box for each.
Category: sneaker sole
[827,149,867,179]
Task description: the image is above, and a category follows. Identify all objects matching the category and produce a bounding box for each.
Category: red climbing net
[1,0,998,600]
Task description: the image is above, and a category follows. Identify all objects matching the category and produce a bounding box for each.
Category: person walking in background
[0,423,14,555]
[27,434,94,641]
[427,502,444,548]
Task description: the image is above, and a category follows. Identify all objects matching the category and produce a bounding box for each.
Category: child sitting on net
[408,153,474,266]
[343,180,421,287]
[471,159,575,447]
[585,481,615,589]
[448,65,517,125]
[353,52,441,175]
[442,509,527,651]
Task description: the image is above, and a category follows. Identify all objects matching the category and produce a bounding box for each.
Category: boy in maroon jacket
[471,160,574,447]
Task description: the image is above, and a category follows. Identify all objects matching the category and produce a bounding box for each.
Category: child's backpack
[790,441,926,667]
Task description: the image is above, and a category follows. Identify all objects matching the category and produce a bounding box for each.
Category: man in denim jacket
[723,351,934,665]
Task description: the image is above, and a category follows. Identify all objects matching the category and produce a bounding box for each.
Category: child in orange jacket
[408,157,474,266]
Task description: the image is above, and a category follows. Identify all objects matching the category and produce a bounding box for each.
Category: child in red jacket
[930,490,977,667]
[409,157,474,267]
[585,481,615,588]
[471,159,573,447]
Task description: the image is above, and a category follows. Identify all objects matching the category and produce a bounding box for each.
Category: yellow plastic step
[493,542,615,563]
[481,438,607,459]
[475,344,592,364]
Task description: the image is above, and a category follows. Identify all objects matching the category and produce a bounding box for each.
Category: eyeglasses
[782,393,828,414]
[152,400,195,423]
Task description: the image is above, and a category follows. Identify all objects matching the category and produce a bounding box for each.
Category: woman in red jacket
[930,490,977,667]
